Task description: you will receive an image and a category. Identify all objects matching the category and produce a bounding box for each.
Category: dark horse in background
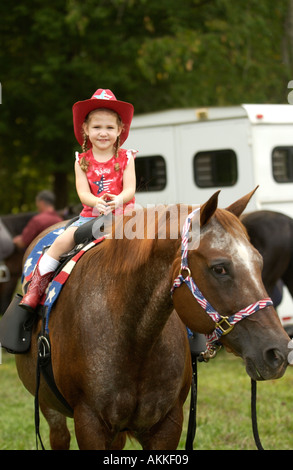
[242,210,293,315]
[0,212,36,313]
[15,191,290,450]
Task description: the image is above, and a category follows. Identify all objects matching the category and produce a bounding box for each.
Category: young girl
[20,88,136,311]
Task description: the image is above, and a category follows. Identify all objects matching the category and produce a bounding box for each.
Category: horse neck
[116,237,180,354]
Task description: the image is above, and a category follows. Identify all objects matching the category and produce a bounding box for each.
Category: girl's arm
[74,161,108,213]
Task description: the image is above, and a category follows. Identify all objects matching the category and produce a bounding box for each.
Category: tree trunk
[283,0,293,73]
[53,172,68,210]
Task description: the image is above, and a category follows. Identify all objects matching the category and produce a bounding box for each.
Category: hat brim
[72,98,134,146]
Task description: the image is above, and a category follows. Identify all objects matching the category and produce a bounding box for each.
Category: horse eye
[212,265,227,276]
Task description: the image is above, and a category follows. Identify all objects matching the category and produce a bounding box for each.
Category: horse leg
[73,403,123,450]
[111,432,127,450]
[138,403,184,450]
[40,404,71,450]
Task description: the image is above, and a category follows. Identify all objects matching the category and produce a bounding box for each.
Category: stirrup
[0,294,35,353]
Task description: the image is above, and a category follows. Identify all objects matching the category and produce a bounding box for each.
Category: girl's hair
[80,108,123,172]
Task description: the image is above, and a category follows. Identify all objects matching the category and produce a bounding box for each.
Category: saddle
[73,216,98,244]
[69,214,105,245]
[55,216,98,268]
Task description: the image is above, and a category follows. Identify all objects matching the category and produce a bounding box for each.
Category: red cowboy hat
[72,89,134,146]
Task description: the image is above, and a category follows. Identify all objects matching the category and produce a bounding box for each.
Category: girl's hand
[103,193,123,212]
[95,194,112,215]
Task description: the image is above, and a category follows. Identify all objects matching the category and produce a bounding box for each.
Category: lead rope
[35,351,46,450]
[251,379,264,450]
[185,358,265,450]
[185,355,198,450]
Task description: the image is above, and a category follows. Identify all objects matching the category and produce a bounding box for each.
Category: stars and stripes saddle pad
[22,226,105,334]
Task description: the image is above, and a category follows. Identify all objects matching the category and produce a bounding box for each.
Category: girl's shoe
[19,265,54,312]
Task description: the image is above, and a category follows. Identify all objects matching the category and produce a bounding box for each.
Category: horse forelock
[213,208,249,238]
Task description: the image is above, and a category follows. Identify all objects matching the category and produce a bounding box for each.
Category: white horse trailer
[126,104,293,333]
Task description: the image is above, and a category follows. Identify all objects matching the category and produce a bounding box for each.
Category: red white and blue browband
[171,208,273,351]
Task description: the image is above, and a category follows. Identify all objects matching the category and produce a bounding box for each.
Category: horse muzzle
[223,319,291,381]
[244,344,289,381]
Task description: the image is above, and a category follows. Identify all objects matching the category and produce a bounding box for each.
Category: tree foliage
[0,0,292,213]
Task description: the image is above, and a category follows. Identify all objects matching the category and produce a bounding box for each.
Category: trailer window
[193,149,237,187]
[135,155,167,192]
[272,147,293,183]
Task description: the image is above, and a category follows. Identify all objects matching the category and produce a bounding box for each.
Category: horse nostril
[264,348,284,368]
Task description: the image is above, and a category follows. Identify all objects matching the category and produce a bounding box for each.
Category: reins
[185,352,264,450]
[172,207,270,450]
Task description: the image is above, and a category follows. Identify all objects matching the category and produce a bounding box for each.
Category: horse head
[172,189,290,381]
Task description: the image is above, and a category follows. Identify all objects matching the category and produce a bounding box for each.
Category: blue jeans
[68,216,95,227]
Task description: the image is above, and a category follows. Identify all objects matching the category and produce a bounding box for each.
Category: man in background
[13,190,63,250]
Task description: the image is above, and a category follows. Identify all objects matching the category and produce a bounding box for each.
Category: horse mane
[87,206,183,276]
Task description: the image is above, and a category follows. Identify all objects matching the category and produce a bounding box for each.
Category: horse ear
[226,186,259,218]
[200,190,221,226]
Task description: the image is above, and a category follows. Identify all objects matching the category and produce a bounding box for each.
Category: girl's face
[83,109,122,156]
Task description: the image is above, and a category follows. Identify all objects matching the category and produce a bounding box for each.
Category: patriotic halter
[171,208,273,360]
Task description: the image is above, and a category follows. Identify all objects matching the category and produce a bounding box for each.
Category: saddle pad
[22,227,105,334]
[22,227,66,283]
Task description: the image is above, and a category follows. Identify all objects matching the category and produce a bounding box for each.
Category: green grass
[1,348,293,450]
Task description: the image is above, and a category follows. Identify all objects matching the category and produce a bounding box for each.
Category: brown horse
[15,191,290,450]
